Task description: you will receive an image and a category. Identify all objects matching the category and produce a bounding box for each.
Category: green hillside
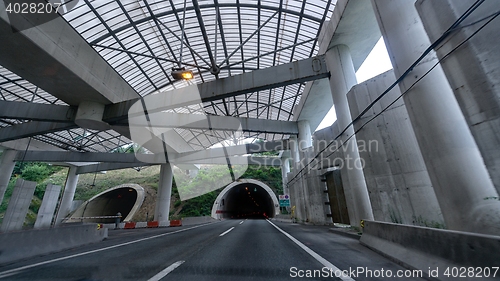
[0,160,283,226]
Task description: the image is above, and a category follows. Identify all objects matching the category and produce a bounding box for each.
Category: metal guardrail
[63,215,122,223]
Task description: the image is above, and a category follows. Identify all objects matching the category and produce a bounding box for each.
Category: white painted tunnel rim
[211,179,280,218]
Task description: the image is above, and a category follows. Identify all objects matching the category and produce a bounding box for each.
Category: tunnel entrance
[211,179,279,219]
[66,184,145,223]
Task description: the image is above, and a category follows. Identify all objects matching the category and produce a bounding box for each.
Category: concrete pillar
[281,158,290,195]
[74,101,110,131]
[416,0,500,195]
[298,120,312,150]
[55,166,79,225]
[0,149,17,205]
[325,44,374,226]
[347,70,444,226]
[1,179,36,232]
[372,0,500,234]
[289,135,300,171]
[154,164,173,222]
[34,184,62,229]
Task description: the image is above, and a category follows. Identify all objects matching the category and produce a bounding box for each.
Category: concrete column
[55,166,79,225]
[289,135,300,170]
[298,120,312,150]
[34,184,62,229]
[325,44,374,226]
[416,0,500,195]
[0,149,17,205]
[281,158,290,195]
[154,164,173,222]
[372,0,500,234]
[1,179,36,232]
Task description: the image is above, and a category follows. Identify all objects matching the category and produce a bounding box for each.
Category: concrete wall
[0,223,107,265]
[1,179,36,232]
[347,71,444,226]
[360,220,500,280]
[34,184,62,229]
[314,121,355,224]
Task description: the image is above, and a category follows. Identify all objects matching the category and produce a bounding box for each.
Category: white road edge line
[219,227,235,236]
[266,219,356,281]
[239,221,244,224]
[147,260,185,281]
[0,222,217,279]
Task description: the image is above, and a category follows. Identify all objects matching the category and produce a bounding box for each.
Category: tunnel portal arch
[66,183,145,223]
[211,179,280,219]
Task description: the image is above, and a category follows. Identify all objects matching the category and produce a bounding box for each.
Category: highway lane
[0,219,426,280]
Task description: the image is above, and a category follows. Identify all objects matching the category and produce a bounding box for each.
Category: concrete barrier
[181,216,217,226]
[360,221,500,280]
[0,223,107,265]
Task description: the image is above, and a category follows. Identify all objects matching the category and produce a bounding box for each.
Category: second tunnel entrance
[211,179,279,219]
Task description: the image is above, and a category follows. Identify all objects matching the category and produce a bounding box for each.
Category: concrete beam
[0,122,77,142]
[123,113,299,134]
[104,55,330,122]
[15,151,140,163]
[0,1,138,106]
[319,0,381,69]
[16,140,287,163]
[0,100,76,122]
[293,0,381,129]
[75,156,281,174]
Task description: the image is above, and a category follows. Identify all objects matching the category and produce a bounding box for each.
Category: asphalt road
[0,219,426,281]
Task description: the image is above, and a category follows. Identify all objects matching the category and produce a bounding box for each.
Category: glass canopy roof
[0,0,336,153]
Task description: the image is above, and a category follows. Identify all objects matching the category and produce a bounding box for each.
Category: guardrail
[63,215,122,223]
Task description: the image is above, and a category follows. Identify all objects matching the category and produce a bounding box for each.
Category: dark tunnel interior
[79,188,137,223]
[222,183,275,219]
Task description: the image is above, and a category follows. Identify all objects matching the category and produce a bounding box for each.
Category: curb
[328,228,362,240]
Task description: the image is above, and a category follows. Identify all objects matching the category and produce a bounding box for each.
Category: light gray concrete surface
[360,220,500,280]
[372,0,500,235]
[325,44,374,227]
[0,1,138,106]
[416,0,500,196]
[34,184,61,229]
[55,166,79,225]
[0,149,16,205]
[0,223,107,265]
[347,70,444,226]
[155,164,173,223]
[1,179,36,232]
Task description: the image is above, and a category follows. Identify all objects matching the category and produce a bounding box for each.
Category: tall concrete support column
[34,184,62,229]
[325,45,374,226]
[298,120,312,150]
[416,0,500,195]
[154,164,173,223]
[372,0,500,234]
[55,166,79,225]
[289,136,300,166]
[0,149,17,205]
[281,158,290,195]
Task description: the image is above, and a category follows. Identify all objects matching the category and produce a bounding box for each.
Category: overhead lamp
[171,67,194,80]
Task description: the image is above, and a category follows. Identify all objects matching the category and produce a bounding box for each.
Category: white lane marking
[0,222,217,279]
[147,260,185,281]
[239,221,244,225]
[219,227,235,236]
[266,220,356,281]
